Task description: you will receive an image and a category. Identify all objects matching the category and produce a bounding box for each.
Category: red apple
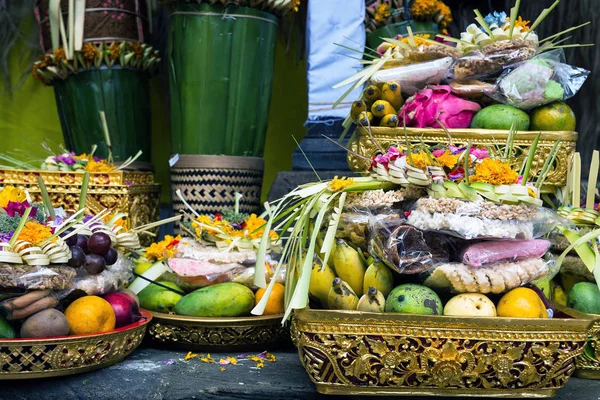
[119,288,140,307]
[104,292,140,328]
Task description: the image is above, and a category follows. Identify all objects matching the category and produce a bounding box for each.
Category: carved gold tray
[575,313,600,380]
[0,310,151,379]
[0,168,161,246]
[292,308,593,397]
[348,127,577,192]
[147,312,289,352]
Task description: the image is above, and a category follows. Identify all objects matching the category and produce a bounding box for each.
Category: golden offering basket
[348,127,577,192]
[0,310,151,379]
[292,308,593,398]
[574,314,600,379]
[147,312,289,352]
[0,168,161,246]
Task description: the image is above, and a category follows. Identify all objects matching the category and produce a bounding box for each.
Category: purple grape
[62,230,77,247]
[88,232,111,256]
[68,246,85,268]
[104,248,118,266]
[85,254,106,275]
[75,235,89,254]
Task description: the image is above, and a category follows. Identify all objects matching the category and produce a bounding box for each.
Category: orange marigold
[17,221,53,245]
[129,42,144,59]
[407,151,433,169]
[82,43,100,61]
[108,42,121,61]
[54,47,67,63]
[85,159,115,173]
[469,158,518,186]
[435,150,458,169]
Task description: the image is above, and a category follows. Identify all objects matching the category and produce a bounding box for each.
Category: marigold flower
[374,3,391,22]
[145,235,181,261]
[17,221,53,245]
[469,158,518,186]
[82,43,100,61]
[85,159,115,173]
[328,176,354,192]
[435,150,458,169]
[410,0,439,19]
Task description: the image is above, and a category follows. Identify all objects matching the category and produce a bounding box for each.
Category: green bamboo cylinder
[53,67,152,162]
[168,3,278,157]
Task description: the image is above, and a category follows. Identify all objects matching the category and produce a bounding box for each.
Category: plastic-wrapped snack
[336,206,401,251]
[424,258,550,294]
[0,263,76,290]
[368,219,469,274]
[460,239,551,267]
[406,197,560,240]
[370,57,454,95]
[452,38,538,80]
[449,79,494,100]
[72,253,134,295]
[488,50,589,110]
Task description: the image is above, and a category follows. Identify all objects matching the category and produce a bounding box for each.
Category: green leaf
[78,172,90,218]
[253,202,276,289]
[320,192,345,267]
[9,208,33,247]
[36,177,56,221]
[521,132,541,185]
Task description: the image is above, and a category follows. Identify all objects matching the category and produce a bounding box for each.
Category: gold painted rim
[150,311,284,326]
[359,126,578,141]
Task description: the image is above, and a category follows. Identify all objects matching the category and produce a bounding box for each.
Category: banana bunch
[309,239,395,312]
[350,82,404,128]
[1,290,59,320]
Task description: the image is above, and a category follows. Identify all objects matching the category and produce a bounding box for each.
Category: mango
[385,284,442,315]
[470,104,530,130]
[138,282,183,314]
[174,283,255,317]
[0,315,15,339]
[567,282,600,315]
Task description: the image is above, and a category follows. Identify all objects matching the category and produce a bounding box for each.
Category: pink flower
[399,85,481,129]
[471,148,490,160]
[387,146,402,160]
[432,149,445,157]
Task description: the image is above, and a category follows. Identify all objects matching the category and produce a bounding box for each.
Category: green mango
[385,284,442,315]
[567,282,600,315]
[0,315,16,339]
[175,283,255,317]
[470,105,530,130]
[138,282,183,314]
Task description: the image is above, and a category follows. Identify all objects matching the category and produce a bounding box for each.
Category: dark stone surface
[0,346,599,400]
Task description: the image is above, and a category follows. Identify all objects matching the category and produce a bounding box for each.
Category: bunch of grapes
[65,232,118,274]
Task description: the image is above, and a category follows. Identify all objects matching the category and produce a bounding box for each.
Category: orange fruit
[64,296,116,335]
[497,287,548,319]
[530,102,576,131]
[255,283,285,315]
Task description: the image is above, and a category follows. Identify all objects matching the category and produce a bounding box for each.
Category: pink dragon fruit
[399,85,481,129]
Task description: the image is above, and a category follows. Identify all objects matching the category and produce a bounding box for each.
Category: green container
[367,21,439,49]
[169,3,278,157]
[54,67,152,162]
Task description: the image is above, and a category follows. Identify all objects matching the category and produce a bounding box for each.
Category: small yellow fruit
[255,283,285,315]
[381,82,404,109]
[497,287,548,318]
[65,296,116,335]
[363,85,381,102]
[351,100,367,121]
[380,114,399,127]
[357,111,374,126]
[371,100,396,118]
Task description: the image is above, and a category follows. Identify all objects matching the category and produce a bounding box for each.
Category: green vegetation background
[0,30,307,204]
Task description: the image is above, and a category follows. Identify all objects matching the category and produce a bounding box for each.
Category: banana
[350,100,367,121]
[371,100,396,118]
[333,239,366,296]
[363,85,381,102]
[309,260,337,307]
[380,114,399,127]
[363,259,394,297]
[357,111,374,126]
[381,82,404,109]
[327,277,359,310]
[553,284,568,307]
[356,287,386,312]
